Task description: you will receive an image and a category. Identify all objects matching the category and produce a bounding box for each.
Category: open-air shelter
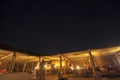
[0,46,120,79]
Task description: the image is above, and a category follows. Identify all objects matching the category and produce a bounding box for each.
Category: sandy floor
[44,76,120,80]
[38,75,120,80]
[0,73,120,80]
[0,72,32,80]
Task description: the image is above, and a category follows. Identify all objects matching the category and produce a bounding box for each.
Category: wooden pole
[51,60,53,75]
[8,61,12,72]
[10,52,16,72]
[89,50,96,75]
[58,54,62,79]
[115,53,120,65]
[0,53,13,60]
[60,54,62,73]
[38,57,41,70]
[23,63,27,72]
[89,50,101,79]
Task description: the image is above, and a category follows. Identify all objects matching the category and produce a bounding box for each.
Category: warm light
[70,67,73,70]
[35,62,39,70]
[76,66,80,69]
[52,61,66,67]
[76,66,83,69]
[44,64,47,68]
[62,62,65,66]
[54,64,56,68]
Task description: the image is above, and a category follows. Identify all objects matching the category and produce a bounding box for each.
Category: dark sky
[1,0,120,55]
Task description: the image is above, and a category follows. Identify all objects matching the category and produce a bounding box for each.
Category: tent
[0,46,120,78]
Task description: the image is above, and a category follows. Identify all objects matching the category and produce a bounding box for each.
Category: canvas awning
[0,46,120,62]
[41,46,120,61]
[0,49,39,63]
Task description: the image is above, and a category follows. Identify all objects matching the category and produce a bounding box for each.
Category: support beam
[62,55,70,75]
[58,54,62,80]
[8,52,16,72]
[115,53,120,65]
[60,54,62,72]
[24,58,38,62]
[88,50,101,79]
[62,55,70,61]
[89,50,96,75]
[38,57,41,70]
[0,53,13,60]
[23,63,27,72]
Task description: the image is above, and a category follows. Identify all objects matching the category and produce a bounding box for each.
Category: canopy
[0,49,38,63]
[0,46,120,62]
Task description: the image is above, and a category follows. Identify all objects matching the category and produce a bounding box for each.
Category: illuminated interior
[0,46,120,75]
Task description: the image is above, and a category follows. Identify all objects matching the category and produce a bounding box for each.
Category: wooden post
[89,50,96,75]
[10,52,16,72]
[23,63,27,72]
[115,53,120,65]
[64,60,67,75]
[8,61,12,72]
[38,57,41,70]
[0,53,13,60]
[60,54,62,73]
[51,60,53,75]
[58,54,62,79]
[89,50,101,79]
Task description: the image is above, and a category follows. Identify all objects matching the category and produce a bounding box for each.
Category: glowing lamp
[44,64,47,68]
[76,66,80,69]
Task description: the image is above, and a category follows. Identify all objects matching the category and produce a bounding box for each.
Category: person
[39,59,46,80]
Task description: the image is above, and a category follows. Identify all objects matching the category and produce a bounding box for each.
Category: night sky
[1,0,120,55]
